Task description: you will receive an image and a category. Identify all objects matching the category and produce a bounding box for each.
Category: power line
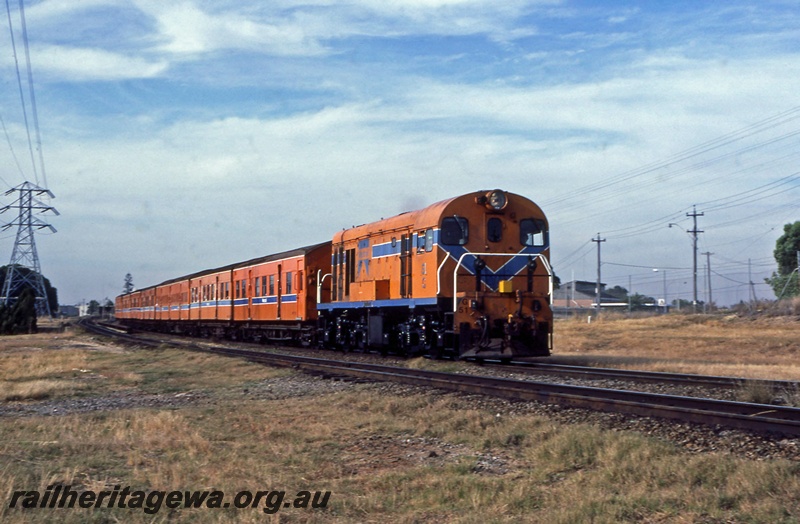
[0,113,21,186]
[543,106,800,212]
[15,0,46,188]
[5,0,34,184]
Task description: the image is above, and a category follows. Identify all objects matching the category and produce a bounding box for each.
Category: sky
[0,0,798,308]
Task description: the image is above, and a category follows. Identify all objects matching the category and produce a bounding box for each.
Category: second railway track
[483,360,800,391]
[83,319,800,437]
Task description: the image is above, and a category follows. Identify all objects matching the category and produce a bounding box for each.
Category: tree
[0,265,58,314]
[628,293,657,310]
[765,221,800,298]
[605,285,629,300]
[0,287,37,334]
[88,300,100,315]
[124,273,134,294]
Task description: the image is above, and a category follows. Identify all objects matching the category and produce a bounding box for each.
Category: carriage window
[487,217,503,243]
[441,216,469,245]
[425,229,434,251]
[269,275,275,295]
[286,272,293,294]
[520,218,547,247]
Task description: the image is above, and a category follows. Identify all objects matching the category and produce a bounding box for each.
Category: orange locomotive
[318,189,552,359]
[116,189,552,359]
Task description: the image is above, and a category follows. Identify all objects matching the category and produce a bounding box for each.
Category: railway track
[486,360,800,391]
[81,319,800,437]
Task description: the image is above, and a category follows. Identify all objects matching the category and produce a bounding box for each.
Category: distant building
[553,280,628,312]
[58,305,79,317]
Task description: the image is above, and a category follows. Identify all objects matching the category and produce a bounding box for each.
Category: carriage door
[214,275,219,319]
[277,264,282,320]
[247,269,253,320]
[400,233,412,297]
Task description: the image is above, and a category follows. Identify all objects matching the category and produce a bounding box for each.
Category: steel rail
[197,346,800,436]
[80,319,800,436]
[486,361,800,391]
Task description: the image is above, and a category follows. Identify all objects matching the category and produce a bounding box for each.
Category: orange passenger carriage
[317,189,552,360]
[115,243,331,343]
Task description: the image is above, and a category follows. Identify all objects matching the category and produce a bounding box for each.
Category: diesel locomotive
[115,189,552,359]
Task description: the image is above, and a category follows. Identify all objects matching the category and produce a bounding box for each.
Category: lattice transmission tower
[0,182,57,317]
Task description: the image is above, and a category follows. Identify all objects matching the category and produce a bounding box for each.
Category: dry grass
[1,319,800,522]
[553,314,800,380]
[3,384,800,523]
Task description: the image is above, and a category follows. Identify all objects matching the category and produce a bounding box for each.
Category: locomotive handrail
[317,269,332,304]
[446,251,553,312]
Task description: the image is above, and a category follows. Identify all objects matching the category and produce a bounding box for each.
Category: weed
[736,380,777,404]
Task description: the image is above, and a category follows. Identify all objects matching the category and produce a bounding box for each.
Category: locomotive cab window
[441,216,469,245]
[487,217,503,243]
[520,218,547,247]
[416,230,434,253]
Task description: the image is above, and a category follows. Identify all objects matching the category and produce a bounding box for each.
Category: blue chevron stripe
[439,244,546,291]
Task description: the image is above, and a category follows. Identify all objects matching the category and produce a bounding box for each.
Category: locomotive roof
[123,241,331,294]
[333,189,545,243]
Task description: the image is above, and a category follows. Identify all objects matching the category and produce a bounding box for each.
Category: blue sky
[1,0,798,307]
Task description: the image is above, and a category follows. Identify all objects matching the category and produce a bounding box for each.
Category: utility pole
[687,206,704,313]
[628,275,632,314]
[592,233,606,317]
[0,182,58,317]
[748,258,757,307]
[702,251,713,311]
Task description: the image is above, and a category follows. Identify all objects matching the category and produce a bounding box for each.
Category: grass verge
[0,322,799,522]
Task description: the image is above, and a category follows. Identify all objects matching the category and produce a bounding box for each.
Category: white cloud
[143,2,328,56]
[30,45,168,80]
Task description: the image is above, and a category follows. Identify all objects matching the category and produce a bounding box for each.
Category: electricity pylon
[0,182,58,317]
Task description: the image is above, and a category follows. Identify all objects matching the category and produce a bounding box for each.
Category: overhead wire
[0,113,22,186]
[548,105,800,302]
[542,105,800,211]
[4,0,36,185]
[16,0,47,188]
[3,0,47,188]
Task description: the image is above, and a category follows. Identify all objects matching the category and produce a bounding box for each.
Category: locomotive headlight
[487,190,507,210]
